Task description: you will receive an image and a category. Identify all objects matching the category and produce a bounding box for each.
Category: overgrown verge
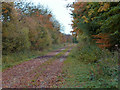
[59,1,118,88]
[2,44,65,70]
[59,44,118,88]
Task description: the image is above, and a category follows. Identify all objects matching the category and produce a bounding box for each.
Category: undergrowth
[2,44,65,70]
[60,44,118,88]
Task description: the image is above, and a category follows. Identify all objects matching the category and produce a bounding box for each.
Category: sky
[30,0,75,34]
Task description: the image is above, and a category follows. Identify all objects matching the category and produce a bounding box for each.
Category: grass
[2,44,66,71]
[26,46,72,87]
[57,45,118,88]
[58,52,91,88]
[42,45,71,66]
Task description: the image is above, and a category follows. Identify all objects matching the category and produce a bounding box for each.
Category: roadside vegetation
[1,1,119,89]
[2,44,67,70]
[2,2,72,70]
[60,43,118,88]
[57,1,119,88]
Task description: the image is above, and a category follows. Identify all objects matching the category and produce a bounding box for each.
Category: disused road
[2,45,73,88]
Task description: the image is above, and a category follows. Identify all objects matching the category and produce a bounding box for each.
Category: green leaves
[2,2,71,54]
[72,2,120,49]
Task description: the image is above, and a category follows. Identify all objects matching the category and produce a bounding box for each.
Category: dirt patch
[2,46,72,88]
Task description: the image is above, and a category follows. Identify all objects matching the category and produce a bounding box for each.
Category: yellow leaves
[88,12,92,16]
[86,5,90,9]
[73,17,75,19]
[82,16,89,23]
[99,2,103,5]
[91,18,94,21]
[84,20,89,23]
[98,3,110,12]
[98,6,103,12]
[88,9,94,16]
[2,32,9,37]
[91,17,96,21]
[82,16,86,19]
[103,3,110,11]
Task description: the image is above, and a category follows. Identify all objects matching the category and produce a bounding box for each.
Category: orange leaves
[92,33,109,38]
[36,14,39,17]
[97,44,111,49]
[2,7,8,13]
[36,11,39,16]
[72,2,87,14]
[38,14,52,28]
[96,39,109,44]
[73,2,86,9]
[92,33,111,49]
[2,8,6,10]
[48,14,52,18]
[4,10,8,13]
[39,15,43,18]
[71,27,80,37]
[72,2,88,36]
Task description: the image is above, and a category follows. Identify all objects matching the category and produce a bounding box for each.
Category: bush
[62,45,118,88]
[92,51,118,88]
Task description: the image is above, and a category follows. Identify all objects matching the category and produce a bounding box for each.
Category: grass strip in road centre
[28,46,71,86]
[44,46,71,65]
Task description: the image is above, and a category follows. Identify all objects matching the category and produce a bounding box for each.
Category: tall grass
[60,43,118,88]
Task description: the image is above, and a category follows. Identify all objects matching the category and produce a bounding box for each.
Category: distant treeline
[2,2,72,54]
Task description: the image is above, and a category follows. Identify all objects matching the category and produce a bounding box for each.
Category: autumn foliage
[92,33,111,49]
[2,2,72,54]
[71,2,120,49]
